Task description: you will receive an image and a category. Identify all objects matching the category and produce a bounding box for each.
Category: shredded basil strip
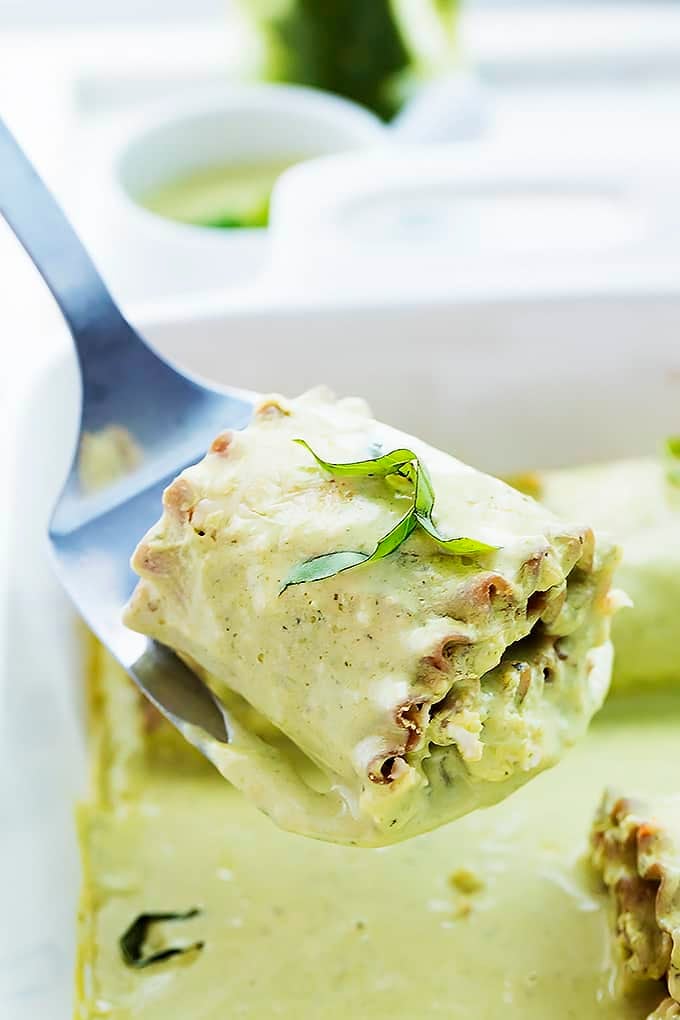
[665,435,680,487]
[294,438,416,478]
[409,457,497,554]
[120,909,203,969]
[282,441,498,590]
[415,515,499,556]
[281,508,417,591]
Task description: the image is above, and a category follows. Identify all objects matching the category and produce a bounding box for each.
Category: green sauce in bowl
[140,157,303,229]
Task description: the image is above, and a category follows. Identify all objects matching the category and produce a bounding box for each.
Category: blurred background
[2,0,680,375]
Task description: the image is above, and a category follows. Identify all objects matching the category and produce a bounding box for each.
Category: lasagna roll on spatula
[125,389,621,846]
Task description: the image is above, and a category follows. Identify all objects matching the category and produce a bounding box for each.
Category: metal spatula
[0,117,257,753]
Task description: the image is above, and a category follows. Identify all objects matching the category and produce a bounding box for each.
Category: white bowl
[79,85,384,303]
[74,72,491,307]
[267,148,680,301]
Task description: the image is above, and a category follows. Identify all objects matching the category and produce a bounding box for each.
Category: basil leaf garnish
[414,514,499,556]
[282,441,498,591]
[119,909,203,969]
[281,508,417,592]
[294,439,416,478]
[410,457,497,554]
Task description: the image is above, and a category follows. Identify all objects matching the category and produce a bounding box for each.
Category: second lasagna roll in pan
[592,792,680,1019]
[125,389,621,846]
[511,458,680,693]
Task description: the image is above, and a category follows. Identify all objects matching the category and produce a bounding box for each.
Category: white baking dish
[2,290,680,1019]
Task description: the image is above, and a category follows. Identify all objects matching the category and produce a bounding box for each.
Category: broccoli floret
[249,0,459,120]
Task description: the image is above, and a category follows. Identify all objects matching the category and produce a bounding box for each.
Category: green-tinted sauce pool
[140,158,304,229]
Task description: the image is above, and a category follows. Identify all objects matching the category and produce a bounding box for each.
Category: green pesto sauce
[79,692,680,1018]
[139,158,303,229]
